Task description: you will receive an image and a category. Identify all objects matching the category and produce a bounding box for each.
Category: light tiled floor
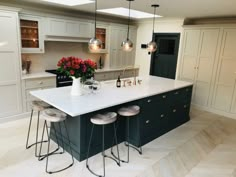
[1,108,236,177]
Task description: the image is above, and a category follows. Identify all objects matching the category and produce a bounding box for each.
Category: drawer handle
[146,120,150,124]
[162,95,166,99]
[173,109,177,113]
[160,114,165,118]
[174,91,179,95]
[147,99,152,103]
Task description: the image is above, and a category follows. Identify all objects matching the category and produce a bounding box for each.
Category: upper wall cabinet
[109,25,137,68]
[44,17,93,41]
[20,15,45,53]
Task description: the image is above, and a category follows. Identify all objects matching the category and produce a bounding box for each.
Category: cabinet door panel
[0,12,22,118]
[214,85,233,111]
[0,85,21,117]
[192,81,209,106]
[222,29,236,58]
[49,19,66,36]
[181,56,196,81]
[213,29,236,111]
[0,12,18,51]
[78,22,92,38]
[193,29,220,106]
[66,21,79,36]
[0,53,17,83]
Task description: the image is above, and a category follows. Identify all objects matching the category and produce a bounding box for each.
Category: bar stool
[38,108,74,174]
[112,105,142,163]
[86,112,120,177]
[26,100,51,157]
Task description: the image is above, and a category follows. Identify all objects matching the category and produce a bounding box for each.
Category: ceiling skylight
[97,7,162,19]
[41,0,94,6]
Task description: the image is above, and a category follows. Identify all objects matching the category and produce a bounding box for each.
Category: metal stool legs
[111,117,142,163]
[39,120,74,174]
[122,117,142,163]
[25,109,47,157]
[86,124,120,177]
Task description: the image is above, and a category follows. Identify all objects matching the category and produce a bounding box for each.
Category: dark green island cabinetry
[52,85,193,162]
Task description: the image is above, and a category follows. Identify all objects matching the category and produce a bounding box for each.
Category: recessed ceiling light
[97,7,162,19]
[41,0,94,6]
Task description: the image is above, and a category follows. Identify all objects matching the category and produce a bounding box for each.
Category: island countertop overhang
[30,76,193,117]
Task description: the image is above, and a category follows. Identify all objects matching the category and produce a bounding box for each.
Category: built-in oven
[45,70,72,87]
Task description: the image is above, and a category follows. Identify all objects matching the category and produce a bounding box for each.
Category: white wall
[134,18,184,77]
[22,41,107,73]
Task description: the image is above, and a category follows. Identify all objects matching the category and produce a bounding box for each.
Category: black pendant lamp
[88,0,102,51]
[147,4,159,53]
[121,0,134,52]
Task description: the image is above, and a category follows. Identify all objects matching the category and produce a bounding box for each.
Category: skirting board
[0,112,31,124]
[192,104,236,120]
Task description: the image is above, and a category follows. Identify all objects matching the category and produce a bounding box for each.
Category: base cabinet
[51,85,193,161]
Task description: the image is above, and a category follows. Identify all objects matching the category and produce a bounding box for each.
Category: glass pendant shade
[147,41,157,52]
[121,38,133,52]
[88,37,102,51]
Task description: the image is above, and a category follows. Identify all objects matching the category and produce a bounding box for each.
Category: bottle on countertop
[116,75,121,88]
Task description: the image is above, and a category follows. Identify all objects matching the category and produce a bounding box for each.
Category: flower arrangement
[57,56,97,81]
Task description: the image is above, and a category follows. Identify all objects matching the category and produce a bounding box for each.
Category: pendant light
[88,0,102,51]
[147,4,159,53]
[121,0,134,52]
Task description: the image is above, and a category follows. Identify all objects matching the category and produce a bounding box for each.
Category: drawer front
[142,92,169,105]
[25,77,56,89]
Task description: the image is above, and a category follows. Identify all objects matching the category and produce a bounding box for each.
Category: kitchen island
[31,76,193,161]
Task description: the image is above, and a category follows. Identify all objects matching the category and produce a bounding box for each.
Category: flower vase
[71,77,83,96]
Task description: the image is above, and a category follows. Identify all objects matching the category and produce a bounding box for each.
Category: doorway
[150,33,180,79]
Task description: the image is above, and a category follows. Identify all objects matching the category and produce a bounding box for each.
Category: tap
[122,66,137,86]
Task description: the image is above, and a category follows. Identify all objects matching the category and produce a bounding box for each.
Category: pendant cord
[152,6,156,41]
[94,0,97,38]
[127,0,131,40]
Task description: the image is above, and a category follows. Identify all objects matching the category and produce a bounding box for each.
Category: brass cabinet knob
[173,109,177,113]
[162,95,166,99]
[147,99,152,103]
[146,120,150,124]
[161,114,165,118]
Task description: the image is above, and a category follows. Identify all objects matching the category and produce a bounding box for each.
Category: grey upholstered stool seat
[117,105,140,117]
[86,112,120,177]
[112,105,142,163]
[90,112,117,125]
[38,108,74,174]
[26,100,51,158]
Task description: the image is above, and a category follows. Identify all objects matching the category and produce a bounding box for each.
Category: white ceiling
[7,0,236,19]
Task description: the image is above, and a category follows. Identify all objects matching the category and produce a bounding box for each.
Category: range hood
[44,35,90,43]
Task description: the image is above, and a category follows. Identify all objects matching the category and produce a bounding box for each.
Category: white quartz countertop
[30,76,193,117]
[22,72,56,80]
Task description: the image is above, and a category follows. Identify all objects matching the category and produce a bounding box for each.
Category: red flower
[70,70,75,75]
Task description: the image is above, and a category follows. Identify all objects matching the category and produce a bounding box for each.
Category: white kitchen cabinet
[109,25,137,69]
[20,15,45,53]
[212,28,236,112]
[44,17,93,39]
[22,77,56,112]
[179,28,221,107]
[0,10,22,118]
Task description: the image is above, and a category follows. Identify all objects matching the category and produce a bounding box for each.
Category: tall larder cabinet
[0,9,22,118]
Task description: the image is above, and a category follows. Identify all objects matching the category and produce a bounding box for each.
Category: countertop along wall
[134,18,184,77]
[22,42,108,73]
